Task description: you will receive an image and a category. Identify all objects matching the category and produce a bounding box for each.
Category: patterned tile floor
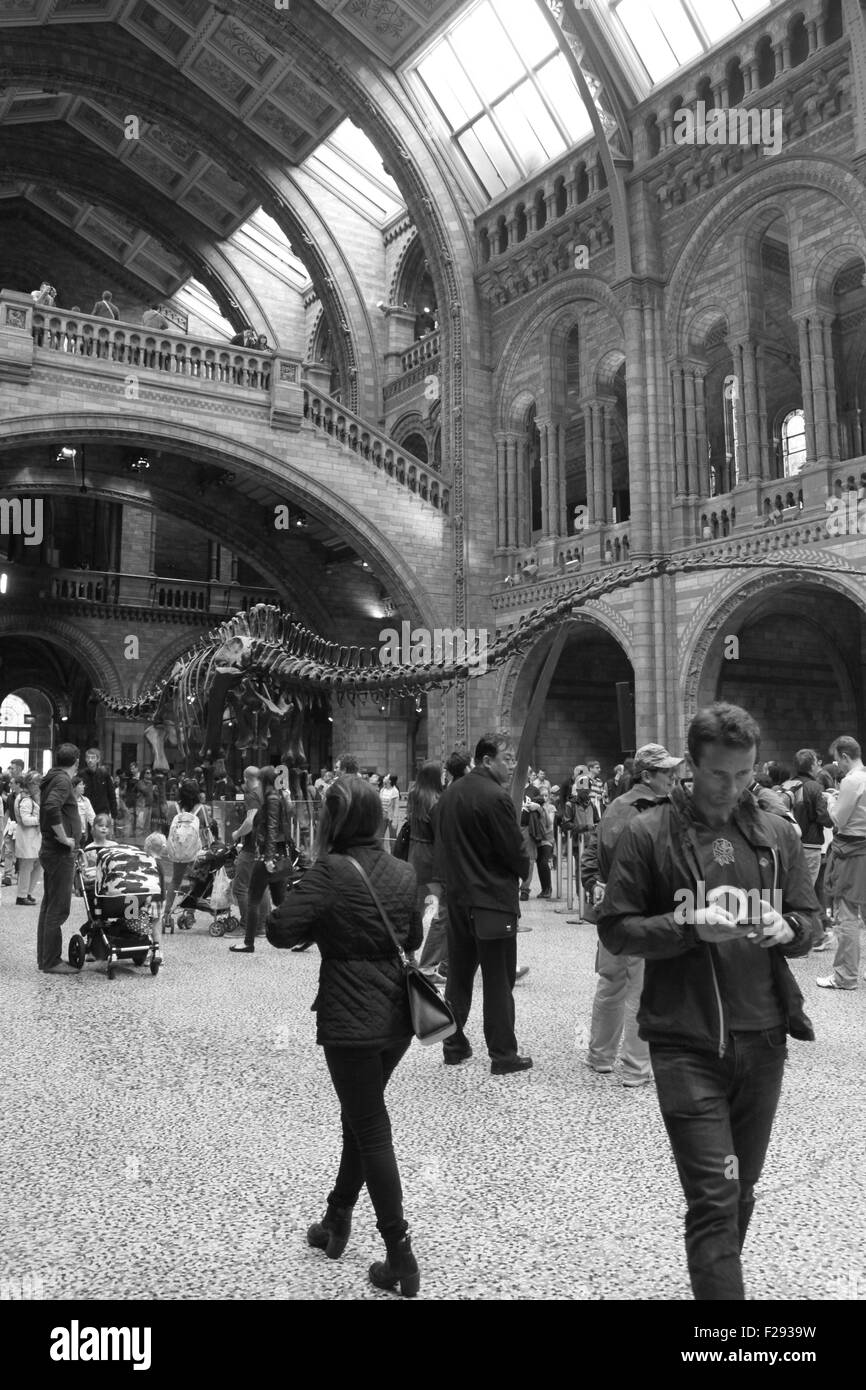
[2,885,864,1301]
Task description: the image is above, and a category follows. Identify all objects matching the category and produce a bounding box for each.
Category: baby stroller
[71,843,164,980]
[173,840,239,936]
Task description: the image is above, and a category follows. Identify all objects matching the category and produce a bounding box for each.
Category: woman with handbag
[266,775,423,1297]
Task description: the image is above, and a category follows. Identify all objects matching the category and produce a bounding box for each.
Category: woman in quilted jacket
[267,774,423,1297]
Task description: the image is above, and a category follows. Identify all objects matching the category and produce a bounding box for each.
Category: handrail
[31,308,271,389]
[303,388,450,514]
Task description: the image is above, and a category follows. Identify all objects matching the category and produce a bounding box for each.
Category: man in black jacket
[81,747,117,821]
[599,703,820,1300]
[37,743,83,974]
[431,732,531,1075]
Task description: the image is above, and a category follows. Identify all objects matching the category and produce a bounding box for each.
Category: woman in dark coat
[267,775,422,1297]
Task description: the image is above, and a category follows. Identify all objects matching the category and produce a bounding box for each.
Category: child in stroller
[71,836,164,979]
[173,838,239,936]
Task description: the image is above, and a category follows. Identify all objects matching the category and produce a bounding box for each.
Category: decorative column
[730,336,769,481]
[538,417,551,538]
[495,431,508,551]
[794,310,840,468]
[505,432,518,550]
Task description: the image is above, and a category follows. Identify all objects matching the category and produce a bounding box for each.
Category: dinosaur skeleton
[95,548,856,758]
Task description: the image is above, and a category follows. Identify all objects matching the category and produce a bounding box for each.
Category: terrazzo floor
[2,883,864,1302]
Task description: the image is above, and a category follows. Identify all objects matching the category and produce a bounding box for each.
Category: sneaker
[516,923,533,933]
[621,1074,653,1088]
[812,932,834,952]
[815,974,856,990]
[1,876,11,886]
[585,1059,613,1074]
[537,890,551,899]
[514,965,530,982]
[519,889,529,901]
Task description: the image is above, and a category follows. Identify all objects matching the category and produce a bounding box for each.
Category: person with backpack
[780,750,832,889]
[231,765,297,953]
[161,778,210,932]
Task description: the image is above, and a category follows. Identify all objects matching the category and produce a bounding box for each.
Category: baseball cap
[634,743,682,772]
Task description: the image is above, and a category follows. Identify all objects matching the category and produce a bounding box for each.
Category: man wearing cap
[598,702,820,1300]
[581,742,682,1086]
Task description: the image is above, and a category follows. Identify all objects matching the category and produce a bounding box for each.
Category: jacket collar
[671,782,770,846]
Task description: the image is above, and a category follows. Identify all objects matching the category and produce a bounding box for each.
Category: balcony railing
[303,389,450,513]
[31,309,271,389]
[6,565,278,614]
[399,332,440,374]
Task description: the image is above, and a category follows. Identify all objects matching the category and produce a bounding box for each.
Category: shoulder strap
[343,854,408,966]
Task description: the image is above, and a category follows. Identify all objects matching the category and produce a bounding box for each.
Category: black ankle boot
[307,1198,353,1259]
[369,1229,420,1298]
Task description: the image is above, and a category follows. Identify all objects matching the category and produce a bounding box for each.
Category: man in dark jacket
[599,703,820,1301]
[80,747,117,820]
[581,742,682,1085]
[431,732,531,1074]
[37,743,82,974]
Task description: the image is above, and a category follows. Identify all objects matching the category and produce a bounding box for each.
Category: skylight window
[301,119,403,224]
[608,0,772,87]
[415,0,592,202]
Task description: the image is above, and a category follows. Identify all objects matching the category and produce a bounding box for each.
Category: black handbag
[471,906,518,940]
[344,855,457,1046]
[392,821,410,861]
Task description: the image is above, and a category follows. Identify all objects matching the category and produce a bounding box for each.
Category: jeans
[650,1029,788,1300]
[536,844,553,895]
[588,942,650,1078]
[418,891,449,971]
[829,896,862,987]
[245,855,294,947]
[444,900,518,1062]
[232,848,256,931]
[323,1039,412,1237]
[36,851,76,970]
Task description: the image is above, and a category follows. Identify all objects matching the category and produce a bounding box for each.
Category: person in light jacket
[14,771,42,905]
[266,775,422,1298]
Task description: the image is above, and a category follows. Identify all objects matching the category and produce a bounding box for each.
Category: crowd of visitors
[7,709,860,1300]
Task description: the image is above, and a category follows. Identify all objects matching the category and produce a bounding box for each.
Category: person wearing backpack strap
[231,765,298,953]
[161,778,209,932]
[783,750,832,888]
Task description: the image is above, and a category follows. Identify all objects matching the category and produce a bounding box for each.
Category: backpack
[167,809,203,863]
[779,780,803,813]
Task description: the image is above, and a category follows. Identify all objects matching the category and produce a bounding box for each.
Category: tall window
[723,375,741,488]
[782,409,807,476]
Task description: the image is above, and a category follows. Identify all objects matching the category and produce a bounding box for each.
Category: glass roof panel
[414,0,594,204]
[301,118,404,224]
[608,0,772,89]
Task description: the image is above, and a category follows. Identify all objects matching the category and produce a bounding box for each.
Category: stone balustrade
[399,331,440,374]
[303,389,450,513]
[31,308,271,389]
[7,564,277,615]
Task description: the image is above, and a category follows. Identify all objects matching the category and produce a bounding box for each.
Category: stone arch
[0,612,124,698]
[390,229,422,306]
[679,560,866,724]
[593,348,626,397]
[0,413,443,638]
[504,389,537,434]
[498,608,636,736]
[685,306,729,357]
[812,242,866,310]
[496,275,626,428]
[667,157,866,356]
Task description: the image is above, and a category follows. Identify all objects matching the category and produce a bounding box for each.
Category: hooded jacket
[598,785,821,1053]
[38,766,82,853]
[267,843,421,1048]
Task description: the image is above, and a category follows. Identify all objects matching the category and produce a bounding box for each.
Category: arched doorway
[688,578,865,760]
[507,619,635,784]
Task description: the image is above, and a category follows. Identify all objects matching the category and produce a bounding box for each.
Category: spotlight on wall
[127,454,151,473]
[56,446,76,465]
[0,573,7,595]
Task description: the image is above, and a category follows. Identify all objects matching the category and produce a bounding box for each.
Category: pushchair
[173,840,240,937]
[71,843,164,979]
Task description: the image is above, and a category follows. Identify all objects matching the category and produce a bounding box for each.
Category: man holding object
[599,703,820,1300]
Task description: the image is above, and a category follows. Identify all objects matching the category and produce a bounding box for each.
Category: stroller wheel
[107,964,115,981]
[68,934,86,971]
[210,914,227,938]
[133,952,147,967]
[150,958,161,977]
